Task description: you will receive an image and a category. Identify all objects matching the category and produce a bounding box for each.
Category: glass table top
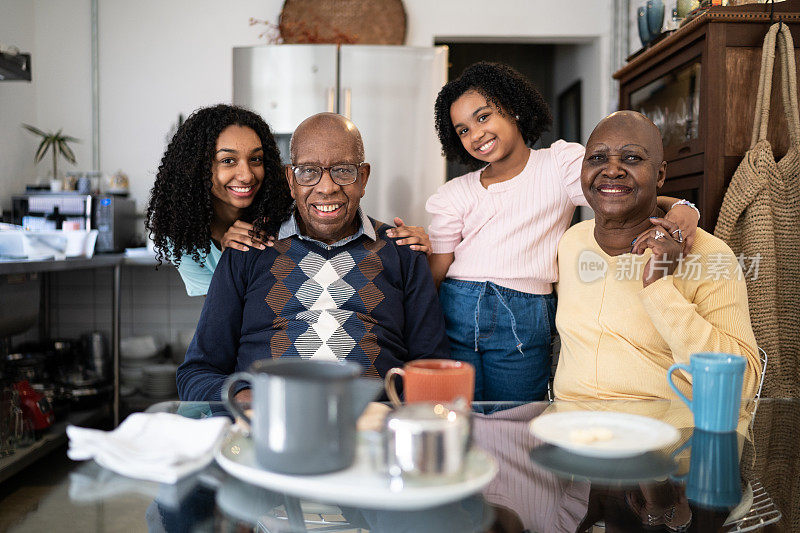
[3,398,798,533]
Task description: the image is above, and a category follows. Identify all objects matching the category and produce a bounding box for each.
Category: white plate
[121,336,161,359]
[529,411,680,458]
[143,363,177,374]
[121,358,159,369]
[215,429,498,510]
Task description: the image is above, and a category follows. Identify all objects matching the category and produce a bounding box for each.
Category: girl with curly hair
[425,62,700,401]
[146,104,293,296]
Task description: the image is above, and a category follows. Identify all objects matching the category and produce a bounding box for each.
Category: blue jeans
[439,279,556,402]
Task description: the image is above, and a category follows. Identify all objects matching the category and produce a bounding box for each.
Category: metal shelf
[0,254,156,427]
[0,254,123,275]
[0,406,109,484]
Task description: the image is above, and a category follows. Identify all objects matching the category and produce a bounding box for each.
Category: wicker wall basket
[279,0,407,45]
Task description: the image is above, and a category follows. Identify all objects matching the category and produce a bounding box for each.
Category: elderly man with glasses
[177,113,450,402]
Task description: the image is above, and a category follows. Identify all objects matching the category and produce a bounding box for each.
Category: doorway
[434,41,587,183]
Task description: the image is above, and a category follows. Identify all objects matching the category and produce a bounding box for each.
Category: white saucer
[215,429,498,510]
[529,411,680,458]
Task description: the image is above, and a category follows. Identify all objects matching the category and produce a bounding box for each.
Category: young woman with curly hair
[146,104,293,296]
[424,62,700,401]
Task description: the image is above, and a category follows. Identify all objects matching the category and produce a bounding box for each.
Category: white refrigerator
[233,44,448,226]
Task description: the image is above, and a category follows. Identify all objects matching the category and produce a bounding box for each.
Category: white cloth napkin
[67,412,231,484]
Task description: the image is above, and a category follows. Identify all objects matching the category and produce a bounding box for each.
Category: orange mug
[384,359,475,407]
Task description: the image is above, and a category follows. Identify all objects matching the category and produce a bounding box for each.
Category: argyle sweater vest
[265,225,400,377]
[177,219,450,402]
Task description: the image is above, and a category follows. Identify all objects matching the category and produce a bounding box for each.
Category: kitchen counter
[1,252,159,427]
[0,253,156,275]
[0,251,178,485]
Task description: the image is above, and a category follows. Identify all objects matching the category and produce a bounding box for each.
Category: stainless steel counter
[1,253,158,426]
[0,253,156,275]
[0,254,125,275]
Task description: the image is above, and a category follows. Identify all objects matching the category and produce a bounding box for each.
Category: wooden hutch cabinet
[614,0,800,231]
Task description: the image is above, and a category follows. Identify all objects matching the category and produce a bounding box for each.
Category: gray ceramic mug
[222,359,382,475]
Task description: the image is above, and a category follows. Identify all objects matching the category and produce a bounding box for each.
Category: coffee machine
[12,193,137,252]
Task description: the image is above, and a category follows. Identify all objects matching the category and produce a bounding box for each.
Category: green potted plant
[21,124,79,181]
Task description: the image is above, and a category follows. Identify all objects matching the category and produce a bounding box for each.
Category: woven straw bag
[732,27,800,529]
[714,23,800,399]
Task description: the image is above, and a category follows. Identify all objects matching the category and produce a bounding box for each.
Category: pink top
[425,141,587,294]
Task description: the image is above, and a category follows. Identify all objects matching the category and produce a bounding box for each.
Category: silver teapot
[381,401,472,483]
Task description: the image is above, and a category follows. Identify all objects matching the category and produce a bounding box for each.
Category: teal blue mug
[667,352,745,433]
[671,429,741,509]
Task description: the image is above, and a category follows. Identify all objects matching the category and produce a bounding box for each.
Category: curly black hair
[434,62,553,170]
[145,104,293,268]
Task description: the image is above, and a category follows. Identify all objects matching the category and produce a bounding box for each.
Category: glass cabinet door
[630,62,701,150]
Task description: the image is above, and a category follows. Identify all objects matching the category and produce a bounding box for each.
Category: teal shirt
[175,240,222,296]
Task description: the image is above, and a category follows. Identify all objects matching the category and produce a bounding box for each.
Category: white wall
[553,42,607,221]
[554,43,607,146]
[1,0,614,211]
[405,0,612,46]
[33,0,93,177]
[0,0,36,213]
[0,0,92,213]
[98,0,276,205]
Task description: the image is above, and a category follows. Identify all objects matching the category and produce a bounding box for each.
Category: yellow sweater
[553,220,761,401]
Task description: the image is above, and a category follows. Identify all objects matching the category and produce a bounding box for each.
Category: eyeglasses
[291,163,365,186]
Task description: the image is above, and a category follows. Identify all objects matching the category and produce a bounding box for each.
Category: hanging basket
[279,0,407,45]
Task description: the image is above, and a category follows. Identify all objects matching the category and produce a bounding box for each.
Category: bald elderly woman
[554,111,761,401]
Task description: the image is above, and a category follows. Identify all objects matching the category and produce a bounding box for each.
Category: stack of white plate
[120,365,146,393]
[121,336,161,393]
[141,363,178,399]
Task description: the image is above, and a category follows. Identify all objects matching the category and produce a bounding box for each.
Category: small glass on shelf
[630,62,702,149]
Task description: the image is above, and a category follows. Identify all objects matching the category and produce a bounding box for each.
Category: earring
[515,115,520,120]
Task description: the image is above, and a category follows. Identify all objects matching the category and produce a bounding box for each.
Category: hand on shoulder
[386,217,432,256]
[221,220,268,252]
